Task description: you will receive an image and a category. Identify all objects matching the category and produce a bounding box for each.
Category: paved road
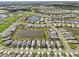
[45,16,71,50]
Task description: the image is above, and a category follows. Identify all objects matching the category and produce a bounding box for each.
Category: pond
[0,14,8,19]
[27,16,40,22]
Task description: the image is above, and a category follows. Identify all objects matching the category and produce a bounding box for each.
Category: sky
[0,0,78,1]
[0,0,53,1]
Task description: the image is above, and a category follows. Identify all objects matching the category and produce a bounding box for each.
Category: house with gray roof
[5,40,13,45]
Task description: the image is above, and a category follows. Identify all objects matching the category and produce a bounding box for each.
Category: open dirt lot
[15,29,46,39]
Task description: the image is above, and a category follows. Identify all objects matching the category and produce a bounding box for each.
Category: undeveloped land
[15,29,45,38]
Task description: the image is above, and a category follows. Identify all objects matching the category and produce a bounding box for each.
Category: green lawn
[75,35,79,40]
[4,17,18,22]
[69,43,79,49]
[0,24,11,32]
[12,27,49,40]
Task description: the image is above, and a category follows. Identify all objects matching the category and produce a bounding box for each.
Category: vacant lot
[15,29,46,39]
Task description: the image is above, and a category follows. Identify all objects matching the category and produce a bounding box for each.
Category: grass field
[0,24,11,32]
[75,35,79,40]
